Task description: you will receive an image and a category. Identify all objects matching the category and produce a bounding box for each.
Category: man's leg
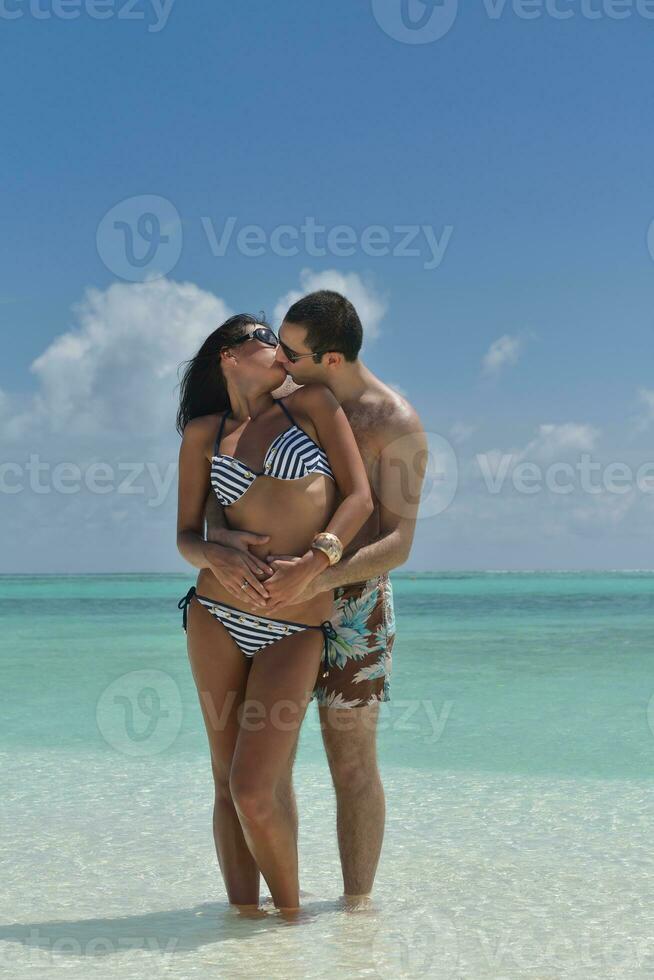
[313,574,395,900]
[319,701,384,899]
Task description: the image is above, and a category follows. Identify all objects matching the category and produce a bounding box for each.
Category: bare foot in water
[275,899,320,924]
[261,889,315,907]
[338,893,375,912]
[229,903,269,919]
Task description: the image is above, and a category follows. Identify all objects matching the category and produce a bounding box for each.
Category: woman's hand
[264,550,330,612]
[203,540,273,608]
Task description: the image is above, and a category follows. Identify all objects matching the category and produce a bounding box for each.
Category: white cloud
[631,387,654,434]
[450,421,477,445]
[462,423,600,490]
[2,278,231,442]
[273,268,387,343]
[0,274,384,572]
[2,276,651,573]
[568,489,638,532]
[481,333,523,377]
[417,421,654,571]
[516,422,600,461]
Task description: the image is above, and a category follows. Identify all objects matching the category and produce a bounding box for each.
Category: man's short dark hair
[284,290,363,362]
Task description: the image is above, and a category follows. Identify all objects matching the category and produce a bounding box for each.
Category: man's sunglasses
[278,339,331,364]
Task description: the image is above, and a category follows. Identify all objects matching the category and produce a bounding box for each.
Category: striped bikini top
[210,398,335,506]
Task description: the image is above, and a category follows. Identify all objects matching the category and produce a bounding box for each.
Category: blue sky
[1,0,654,572]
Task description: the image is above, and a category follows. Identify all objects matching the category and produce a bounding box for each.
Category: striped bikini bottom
[177,586,337,678]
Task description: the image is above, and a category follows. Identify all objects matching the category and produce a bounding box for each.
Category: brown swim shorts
[311,573,396,709]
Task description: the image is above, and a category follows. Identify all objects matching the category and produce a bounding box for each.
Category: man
[204,289,426,906]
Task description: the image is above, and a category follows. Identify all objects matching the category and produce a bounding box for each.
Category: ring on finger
[241,579,249,590]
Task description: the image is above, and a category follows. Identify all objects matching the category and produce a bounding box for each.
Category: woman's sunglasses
[224,326,279,350]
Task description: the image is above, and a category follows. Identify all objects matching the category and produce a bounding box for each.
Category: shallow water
[2,572,654,978]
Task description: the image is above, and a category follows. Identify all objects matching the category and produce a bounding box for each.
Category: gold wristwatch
[311,532,343,566]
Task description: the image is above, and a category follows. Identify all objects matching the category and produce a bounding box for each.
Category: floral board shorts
[311,574,396,709]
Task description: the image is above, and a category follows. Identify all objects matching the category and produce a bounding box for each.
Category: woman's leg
[229,628,324,911]
[185,596,261,907]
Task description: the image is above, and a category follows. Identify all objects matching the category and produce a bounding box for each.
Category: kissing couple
[176,289,425,915]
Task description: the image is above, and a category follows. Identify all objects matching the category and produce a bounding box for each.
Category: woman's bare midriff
[197,474,338,625]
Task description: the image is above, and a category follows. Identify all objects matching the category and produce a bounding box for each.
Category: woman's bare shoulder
[285,383,338,414]
[181,413,223,444]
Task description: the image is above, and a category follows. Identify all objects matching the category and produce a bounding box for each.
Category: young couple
[176,290,425,916]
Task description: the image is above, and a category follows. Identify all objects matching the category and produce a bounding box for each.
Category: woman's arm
[300,407,427,597]
[264,385,374,609]
[176,417,272,606]
[299,383,373,546]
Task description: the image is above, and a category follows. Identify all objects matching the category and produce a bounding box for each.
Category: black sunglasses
[224,326,279,350]
[278,338,332,364]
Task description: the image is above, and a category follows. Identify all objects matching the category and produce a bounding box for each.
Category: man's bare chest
[343,410,382,487]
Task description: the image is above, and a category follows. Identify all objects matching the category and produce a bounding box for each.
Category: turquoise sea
[2,572,654,979]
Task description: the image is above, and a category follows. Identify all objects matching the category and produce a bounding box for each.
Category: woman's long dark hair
[175,313,269,435]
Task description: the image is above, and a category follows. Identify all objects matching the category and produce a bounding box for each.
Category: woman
[175,313,373,915]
